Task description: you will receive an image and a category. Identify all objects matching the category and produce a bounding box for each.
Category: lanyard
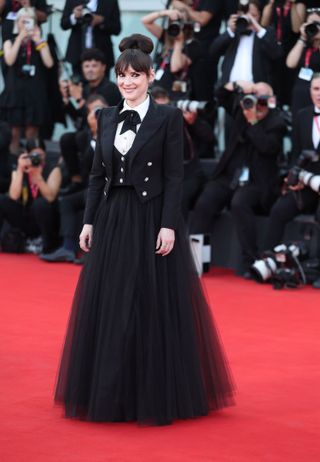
[275,3,291,42]
[22,40,32,65]
[28,173,39,200]
[159,50,171,70]
[305,47,317,68]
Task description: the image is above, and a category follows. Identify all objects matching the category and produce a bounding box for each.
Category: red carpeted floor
[0,254,319,462]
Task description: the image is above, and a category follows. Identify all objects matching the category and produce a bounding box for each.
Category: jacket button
[144,177,149,182]
[147,162,152,166]
[119,178,123,183]
[105,177,108,181]
[142,191,147,197]
[120,167,124,173]
[104,191,107,196]
[102,162,105,167]
[121,156,125,162]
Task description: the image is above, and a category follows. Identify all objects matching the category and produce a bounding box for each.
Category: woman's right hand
[17,153,31,172]
[299,22,307,41]
[79,224,93,252]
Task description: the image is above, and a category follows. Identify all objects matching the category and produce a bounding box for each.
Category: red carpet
[0,254,319,462]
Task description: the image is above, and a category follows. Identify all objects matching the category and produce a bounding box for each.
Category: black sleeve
[35,0,48,13]
[83,110,107,224]
[259,27,283,60]
[197,0,221,14]
[161,108,184,229]
[97,0,121,36]
[209,30,233,61]
[245,115,287,157]
[61,0,81,30]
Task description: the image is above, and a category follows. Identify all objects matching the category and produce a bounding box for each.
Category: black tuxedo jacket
[61,0,121,69]
[214,88,287,203]
[83,99,184,229]
[210,28,282,85]
[292,106,320,174]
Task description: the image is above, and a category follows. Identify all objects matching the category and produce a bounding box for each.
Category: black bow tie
[118,110,141,134]
[314,112,320,117]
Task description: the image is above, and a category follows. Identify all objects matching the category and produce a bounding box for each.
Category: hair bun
[119,34,154,55]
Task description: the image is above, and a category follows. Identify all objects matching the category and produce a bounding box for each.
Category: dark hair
[249,0,261,13]
[25,138,46,153]
[81,48,106,65]
[311,73,320,82]
[85,94,108,107]
[150,86,170,101]
[115,34,154,76]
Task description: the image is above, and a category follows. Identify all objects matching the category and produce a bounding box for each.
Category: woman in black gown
[55,34,235,426]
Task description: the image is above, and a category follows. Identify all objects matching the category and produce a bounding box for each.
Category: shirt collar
[122,95,150,123]
[314,106,320,115]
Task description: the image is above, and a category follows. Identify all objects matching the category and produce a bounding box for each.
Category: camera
[240,94,271,109]
[23,18,35,31]
[305,21,320,40]
[81,1,93,24]
[167,19,199,37]
[287,150,319,187]
[251,242,308,289]
[236,0,251,34]
[27,151,42,167]
[174,99,215,115]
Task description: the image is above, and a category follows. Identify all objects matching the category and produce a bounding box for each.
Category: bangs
[115,49,152,76]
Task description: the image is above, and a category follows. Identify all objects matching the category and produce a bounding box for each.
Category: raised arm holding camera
[210,0,282,85]
[0,138,61,254]
[0,7,53,154]
[142,6,202,100]
[190,79,286,276]
[264,73,320,252]
[286,8,320,117]
[61,0,121,77]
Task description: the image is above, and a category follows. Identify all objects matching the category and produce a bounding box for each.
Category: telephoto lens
[28,151,42,167]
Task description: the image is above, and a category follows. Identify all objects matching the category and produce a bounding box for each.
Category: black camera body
[80,0,93,24]
[240,94,270,109]
[167,19,197,37]
[287,150,319,187]
[305,21,320,40]
[27,151,42,167]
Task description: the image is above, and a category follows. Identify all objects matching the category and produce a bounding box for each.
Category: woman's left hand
[32,26,42,43]
[156,227,175,256]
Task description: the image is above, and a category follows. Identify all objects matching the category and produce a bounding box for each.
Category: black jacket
[61,0,121,70]
[83,99,184,229]
[214,87,287,204]
[292,106,320,175]
[210,27,282,85]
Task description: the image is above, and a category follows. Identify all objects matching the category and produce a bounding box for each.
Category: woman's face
[307,13,320,42]
[17,14,35,33]
[117,65,154,106]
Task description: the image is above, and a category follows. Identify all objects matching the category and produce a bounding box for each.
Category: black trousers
[0,195,60,253]
[190,180,270,270]
[59,189,87,240]
[264,189,319,250]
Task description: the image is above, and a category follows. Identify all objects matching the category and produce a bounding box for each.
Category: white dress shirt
[228,28,267,83]
[313,106,320,150]
[114,96,150,155]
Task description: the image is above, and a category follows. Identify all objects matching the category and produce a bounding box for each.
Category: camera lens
[167,21,182,37]
[241,95,257,109]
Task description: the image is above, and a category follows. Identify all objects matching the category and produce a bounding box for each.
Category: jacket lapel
[100,105,120,165]
[128,98,167,166]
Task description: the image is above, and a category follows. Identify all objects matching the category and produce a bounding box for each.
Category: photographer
[0,7,53,154]
[41,95,108,263]
[59,48,121,195]
[190,80,286,276]
[151,86,213,220]
[0,138,61,254]
[0,0,48,42]
[264,73,320,255]
[286,9,320,118]
[61,0,121,77]
[210,0,282,85]
[170,0,224,100]
[261,0,306,106]
[142,6,202,100]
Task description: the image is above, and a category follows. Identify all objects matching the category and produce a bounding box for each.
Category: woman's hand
[79,224,93,252]
[17,153,31,172]
[156,227,175,256]
[32,26,42,43]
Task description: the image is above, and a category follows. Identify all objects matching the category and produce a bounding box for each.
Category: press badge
[239,167,249,184]
[155,68,164,81]
[22,64,36,76]
[298,67,313,81]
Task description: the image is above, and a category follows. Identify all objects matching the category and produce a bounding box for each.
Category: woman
[0,7,53,154]
[286,10,320,119]
[141,7,202,100]
[0,138,61,254]
[261,0,306,106]
[55,34,234,426]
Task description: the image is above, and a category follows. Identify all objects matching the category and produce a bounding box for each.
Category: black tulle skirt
[55,186,235,425]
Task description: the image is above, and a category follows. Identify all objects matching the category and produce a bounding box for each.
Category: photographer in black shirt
[190,79,286,275]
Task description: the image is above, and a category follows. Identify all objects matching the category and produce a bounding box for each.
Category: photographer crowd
[0,0,319,288]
